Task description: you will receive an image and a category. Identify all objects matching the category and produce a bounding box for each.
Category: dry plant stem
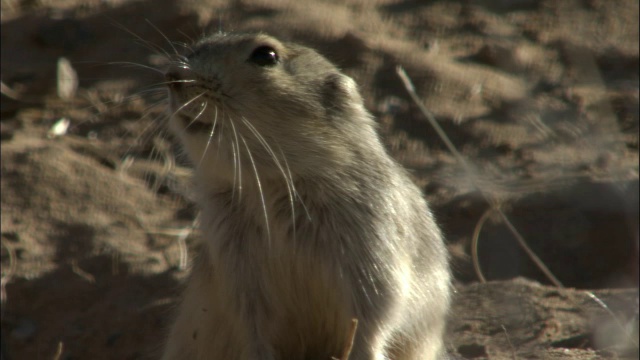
[52,342,64,360]
[70,259,96,284]
[395,66,562,288]
[332,318,358,360]
[0,80,20,100]
[501,325,517,360]
[396,66,638,349]
[471,208,493,283]
[0,80,44,104]
[498,210,563,288]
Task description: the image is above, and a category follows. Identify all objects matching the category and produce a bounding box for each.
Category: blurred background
[1,0,638,359]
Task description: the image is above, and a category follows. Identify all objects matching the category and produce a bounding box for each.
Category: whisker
[275,142,312,222]
[239,135,271,244]
[145,19,181,58]
[228,116,243,201]
[128,86,168,97]
[240,118,299,236]
[107,61,165,75]
[171,92,206,120]
[162,79,197,85]
[111,21,172,59]
[193,103,215,171]
[185,100,207,131]
[213,109,224,164]
[177,29,196,47]
[96,95,166,160]
[172,41,193,54]
[79,87,166,117]
[116,99,169,157]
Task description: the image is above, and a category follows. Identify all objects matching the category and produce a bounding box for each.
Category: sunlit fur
[162,33,451,360]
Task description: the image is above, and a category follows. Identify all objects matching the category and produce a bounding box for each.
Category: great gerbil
[162,32,451,360]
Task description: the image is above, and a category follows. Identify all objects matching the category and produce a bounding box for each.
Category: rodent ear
[321,73,363,116]
[323,73,361,98]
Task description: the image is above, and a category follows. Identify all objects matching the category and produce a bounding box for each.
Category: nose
[165,64,192,90]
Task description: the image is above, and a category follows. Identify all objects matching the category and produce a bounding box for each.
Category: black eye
[248,46,279,66]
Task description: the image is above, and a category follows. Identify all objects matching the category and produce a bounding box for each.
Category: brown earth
[1,0,638,359]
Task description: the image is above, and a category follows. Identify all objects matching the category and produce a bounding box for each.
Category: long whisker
[240,118,298,236]
[171,92,206,120]
[112,21,172,59]
[185,100,207,131]
[145,19,181,57]
[275,142,312,221]
[162,79,197,86]
[82,87,166,116]
[172,41,193,54]
[196,104,217,172]
[242,119,311,220]
[107,61,166,75]
[216,113,226,154]
[177,29,195,46]
[239,119,287,182]
[121,101,168,155]
[239,135,271,244]
[214,109,224,163]
[127,86,168,97]
[228,116,243,201]
[188,102,214,170]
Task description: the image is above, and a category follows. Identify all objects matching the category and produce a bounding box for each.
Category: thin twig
[52,342,64,360]
[396,66,638,350]
[501,325,517,359]
[471,208,493,283]
[0,80,20,100]
[333,318,358,360]
[498,210,562,287]
[70,259,96,284]
[396,66,563,288]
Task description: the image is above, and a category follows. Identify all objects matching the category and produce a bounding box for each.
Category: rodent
[161,32,451,360]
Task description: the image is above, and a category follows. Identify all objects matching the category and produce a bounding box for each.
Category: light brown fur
[162,33,451,360]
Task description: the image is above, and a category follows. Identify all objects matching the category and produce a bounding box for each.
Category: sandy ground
[1,0,638,359]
